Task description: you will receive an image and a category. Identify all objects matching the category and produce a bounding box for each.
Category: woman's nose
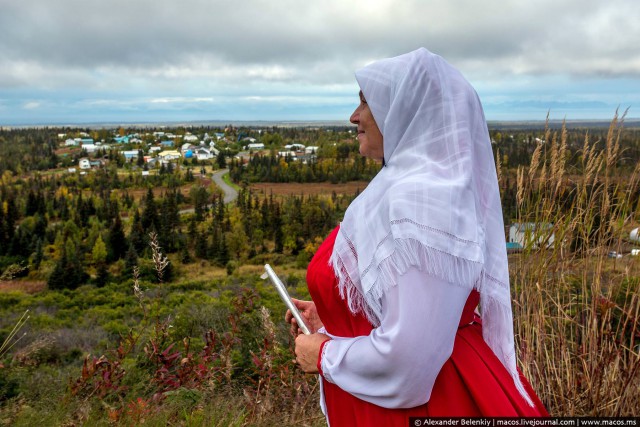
[350,107,359,124]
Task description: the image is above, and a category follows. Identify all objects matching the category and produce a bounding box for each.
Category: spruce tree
[107,215,127,262]
[141,188,159,232]
[123,244,138,277]
[216,150,226,169]
[129,210,146,255]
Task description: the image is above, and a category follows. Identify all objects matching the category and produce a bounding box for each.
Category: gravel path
[211,168,238,204]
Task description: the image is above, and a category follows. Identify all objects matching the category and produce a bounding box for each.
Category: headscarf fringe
[480,289,535,407]
[331,235,482,325]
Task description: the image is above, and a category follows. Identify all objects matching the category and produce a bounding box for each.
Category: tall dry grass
[512,112,640,415]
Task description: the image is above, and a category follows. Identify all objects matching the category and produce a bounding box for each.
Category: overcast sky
[1,0,639,125]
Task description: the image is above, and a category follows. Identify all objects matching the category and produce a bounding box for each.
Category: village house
[81,143,98,154]
[195,147,214,161]
[181,143,196,154]
[113,136,129,144]
[278,150,297,158]
[183,133,199,143]
[78,158,91,170]
[247,142,265,151]
[121,150,139,161]
[158,150,181,164]
[305,146,319,154]
[285,143,305,152]
[508,222,555,249]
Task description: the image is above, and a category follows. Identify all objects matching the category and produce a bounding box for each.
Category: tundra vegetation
[0,119,639,425]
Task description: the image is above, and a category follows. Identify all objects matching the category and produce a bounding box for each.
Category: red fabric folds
[307,227,548,425]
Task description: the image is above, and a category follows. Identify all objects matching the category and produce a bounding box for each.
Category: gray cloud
[3,0,639,84]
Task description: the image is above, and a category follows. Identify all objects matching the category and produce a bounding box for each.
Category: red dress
[307,227,548,425]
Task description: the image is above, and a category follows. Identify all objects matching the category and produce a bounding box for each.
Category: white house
[278,151,297,158]
[82,144,98,154]
[196,148,214,161]
[181,143,194,153]
[285,143,305,151]
[64,138,78,147]
[509,223,555,249]
[247,142,265,150]
[207,143,220,155]
[305,146,319,154]
[79,158,91,170]
[183,134,199,142]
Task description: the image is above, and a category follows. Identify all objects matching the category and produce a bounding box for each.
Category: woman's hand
[285,298,323,335]
[295,333,331,374]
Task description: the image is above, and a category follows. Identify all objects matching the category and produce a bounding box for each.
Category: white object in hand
[261,264,311,335]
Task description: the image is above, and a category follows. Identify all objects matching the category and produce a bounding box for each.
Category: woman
[287,48,548,424]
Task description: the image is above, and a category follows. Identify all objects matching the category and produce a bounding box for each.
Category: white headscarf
[330,47,533,405]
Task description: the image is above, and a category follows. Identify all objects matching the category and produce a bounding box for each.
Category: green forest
[1,119,639,425]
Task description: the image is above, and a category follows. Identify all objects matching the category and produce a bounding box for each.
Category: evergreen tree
[129,209,146,255]
[0,216,5,257]
[91,235,107,265]
[95,264,109,287]
[216,150,226,169]
[48,245,88,290]
[32,238,43,269]
[180,245,192,264]
[107,214,127,262]
[195,232,208,259]
[141,188,159,232]
[123,244,138,277]
[218,233,229,266]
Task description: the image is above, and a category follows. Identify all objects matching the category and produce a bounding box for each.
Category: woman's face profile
[350,91,384,161]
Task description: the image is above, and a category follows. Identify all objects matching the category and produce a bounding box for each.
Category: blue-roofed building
[114,136,130,144]
[160,140,174,147]
[122,150,139,160]
[506,242,523,253]
[508,222,554,249]
[81,138,94,145]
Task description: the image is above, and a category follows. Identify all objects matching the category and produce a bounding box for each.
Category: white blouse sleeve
[320,267,471,409]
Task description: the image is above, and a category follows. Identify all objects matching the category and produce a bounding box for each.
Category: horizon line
[3,117,640,130]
